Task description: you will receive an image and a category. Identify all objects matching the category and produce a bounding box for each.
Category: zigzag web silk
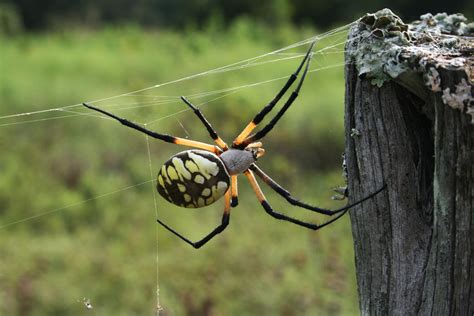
[0,21,366,314]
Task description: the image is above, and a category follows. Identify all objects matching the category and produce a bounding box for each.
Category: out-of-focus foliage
[2,0,472,33]
[1,21,359,315]
[1,2,471,314]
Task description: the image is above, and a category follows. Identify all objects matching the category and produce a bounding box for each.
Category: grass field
[0,21,359,315]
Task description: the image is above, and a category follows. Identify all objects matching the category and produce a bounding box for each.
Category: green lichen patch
[424,67,442,92]
[441,79,473,123]
[411,13,474,36]
[348,9,473,86]
[347,9,411,87]
[347,9,473,123]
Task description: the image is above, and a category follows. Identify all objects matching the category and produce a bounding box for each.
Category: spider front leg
[82,103,221,154]
[233,41,315,148]
[157,189,232,249]
[250,164,386,216]
[180,96,229,151]
[244,170,347,231]
[239,53,313,147]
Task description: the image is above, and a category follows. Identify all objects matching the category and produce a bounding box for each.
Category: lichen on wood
[346,8,473,123]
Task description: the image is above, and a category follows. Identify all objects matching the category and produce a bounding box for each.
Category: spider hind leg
[244,170,348,231]
[250,164,386,216]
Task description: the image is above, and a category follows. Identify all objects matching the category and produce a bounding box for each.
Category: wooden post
[344,9,473,315]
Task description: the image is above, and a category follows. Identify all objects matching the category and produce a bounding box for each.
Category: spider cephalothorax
[220,143,265,175]
[83,41,384,249]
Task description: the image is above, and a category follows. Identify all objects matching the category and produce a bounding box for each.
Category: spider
[83,42,384,249]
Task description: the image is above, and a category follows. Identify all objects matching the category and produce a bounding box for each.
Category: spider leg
[233,41,315,148]
[157,189,232,249]
[231,175,238,207]
[250,164,386,216]
[244,170,348,231]
[180,96,229,150]
[83,103,220,154]
[239,51,313,147]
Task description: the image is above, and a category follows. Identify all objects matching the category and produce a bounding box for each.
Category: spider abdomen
[156,150,230,208]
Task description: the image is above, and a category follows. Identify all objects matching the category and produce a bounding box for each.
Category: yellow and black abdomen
[156,150,230,208]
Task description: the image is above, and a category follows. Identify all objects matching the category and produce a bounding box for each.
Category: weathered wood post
[344,9,473,315]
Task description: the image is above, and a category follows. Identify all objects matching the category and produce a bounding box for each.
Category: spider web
[0,22,361,225]
[0,23,358,127]
[0,21,365,314]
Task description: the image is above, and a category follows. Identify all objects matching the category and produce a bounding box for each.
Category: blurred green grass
[0,21,358,315]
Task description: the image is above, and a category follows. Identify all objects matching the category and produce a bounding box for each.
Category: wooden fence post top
[346,8,473,123]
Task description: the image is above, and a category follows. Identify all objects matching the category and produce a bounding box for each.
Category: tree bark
[344,10,473,315]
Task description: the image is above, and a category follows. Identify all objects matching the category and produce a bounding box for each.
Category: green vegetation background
[1,20,359,315]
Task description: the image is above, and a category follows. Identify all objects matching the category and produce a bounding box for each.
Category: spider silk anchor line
[0,179,155,229]
[0,23,359,128]
[145,134,163,314]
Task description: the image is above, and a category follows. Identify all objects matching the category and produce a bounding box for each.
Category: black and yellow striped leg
[244,170,348,231]
[250,164,386,216]
[83,103,220,154]
[180,96,229,150]
[231,175,238,207]
[239,52,313,147]
[157,190,232,249]
[233,41,316,148]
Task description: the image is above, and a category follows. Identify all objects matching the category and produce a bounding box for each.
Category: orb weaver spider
[83,42,384,249]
